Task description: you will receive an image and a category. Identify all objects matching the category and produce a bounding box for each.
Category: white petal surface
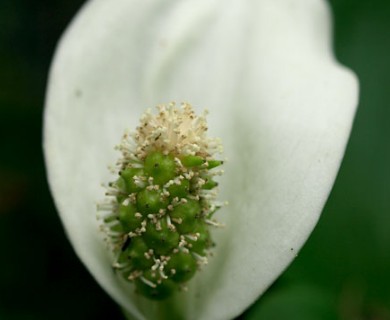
[44,0,358,319]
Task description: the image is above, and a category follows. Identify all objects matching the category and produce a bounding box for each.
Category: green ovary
[106,151,222,300]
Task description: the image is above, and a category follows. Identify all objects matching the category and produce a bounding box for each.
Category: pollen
[98,102,224,300]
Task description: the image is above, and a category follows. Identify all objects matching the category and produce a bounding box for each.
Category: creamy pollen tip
[98,102,224,300]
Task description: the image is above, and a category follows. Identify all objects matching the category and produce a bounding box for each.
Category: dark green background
[0,1,389,319]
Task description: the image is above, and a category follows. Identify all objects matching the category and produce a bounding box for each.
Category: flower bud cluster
[98,103,224,300]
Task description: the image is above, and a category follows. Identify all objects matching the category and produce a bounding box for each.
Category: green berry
[109,223,123,233]
[118,203,141,232]
[136,189,168,214]
[170,199,201,234]
[144,219,179,255]
[206,159,223,169]
[113,178,127,204]
[135,270,176,300]
[144,152,176,185]
[187,222,212,255]
[181,155,205,167]
[166,252,197,283]
[117,168,144,193]
[168,179,190,199]
[122,237,153,270]
[202,178,218,190]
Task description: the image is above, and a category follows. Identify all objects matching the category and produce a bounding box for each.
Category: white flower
[43,0,358,319]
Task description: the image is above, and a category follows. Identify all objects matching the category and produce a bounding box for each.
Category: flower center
[98,102,224,300]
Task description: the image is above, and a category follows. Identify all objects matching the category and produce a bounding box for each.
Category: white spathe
[43,0,358,319]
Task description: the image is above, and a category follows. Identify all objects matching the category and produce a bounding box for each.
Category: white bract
[43,0,358,319]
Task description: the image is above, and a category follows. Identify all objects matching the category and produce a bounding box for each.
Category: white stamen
[140,276,157,288]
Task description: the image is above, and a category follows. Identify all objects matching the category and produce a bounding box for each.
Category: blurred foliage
[0,0,389,319]
[0,0,123,319]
